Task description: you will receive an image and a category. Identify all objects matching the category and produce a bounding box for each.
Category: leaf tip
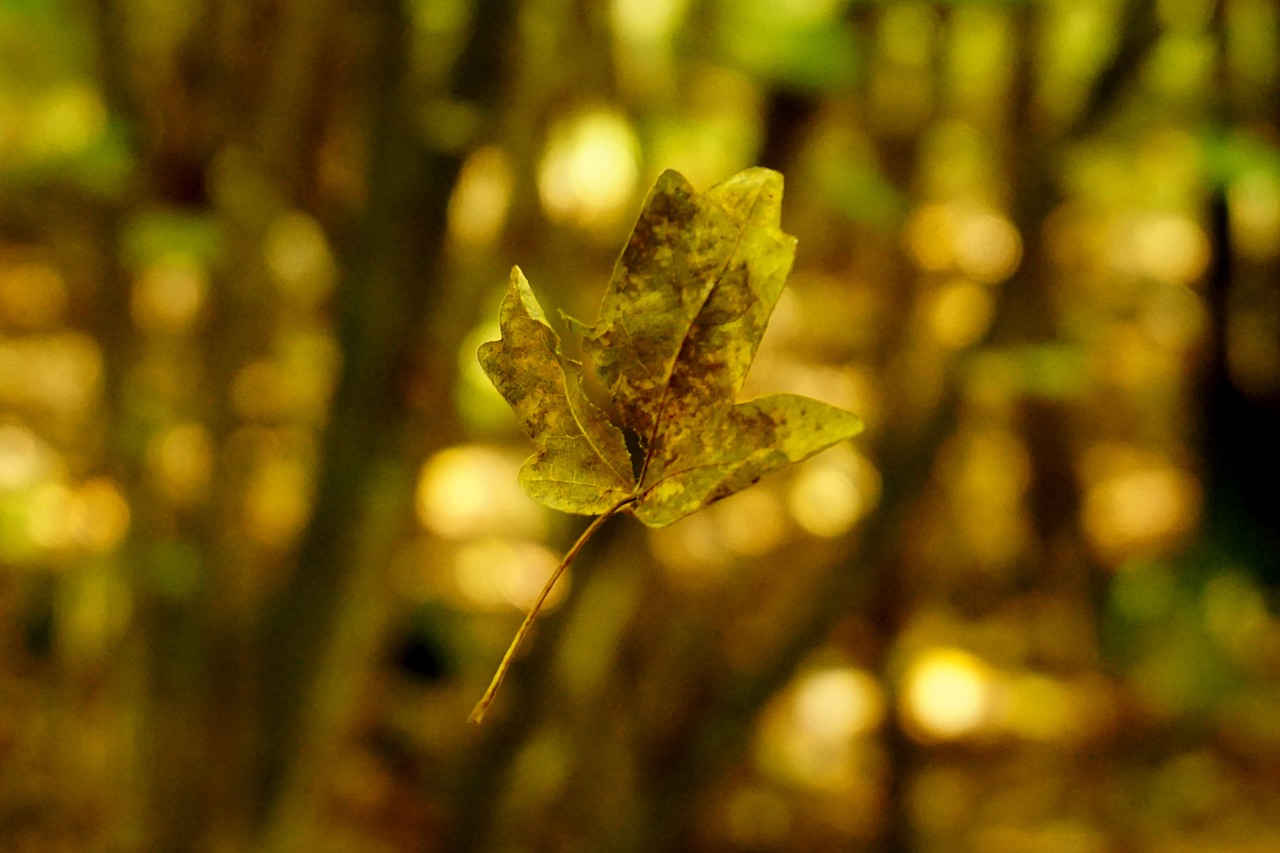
[724,165,784,193]
[652,168,694,200]
[502,265,547,323]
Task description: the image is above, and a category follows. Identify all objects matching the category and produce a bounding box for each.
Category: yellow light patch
[264,211,336,303]
[453,538,563,610]
[148,423,214,504]
[953,210,1021,282]
[537,109,640,229]
[447,146,514,248]
[1083,462,1200,562]
[415,445,547,540]
[901,647,994,739]
[70,478,132,552]
[0,262,67,328]
[787,446,879,538]
[793,666,886,739]
[132,253,207,334]
[929,278,995,348]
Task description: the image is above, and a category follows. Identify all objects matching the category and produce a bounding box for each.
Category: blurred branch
[84,0,139,146]
[1064,0,1161,142]
[81,2,217,850]
[1200,2,1280,583]
[251,0,416,828]
[253,0,345,192]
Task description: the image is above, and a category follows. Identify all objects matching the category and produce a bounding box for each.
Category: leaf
[483,167,862,527]
[470,167,862,723]
[478,268,633,516]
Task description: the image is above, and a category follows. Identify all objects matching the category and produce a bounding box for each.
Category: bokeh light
[1229,169,1280,259]
[415,445,547,540]
[904,203,958,271]
[447,146,514,248]
[453,538,563,610]
[714,488,788,557]
[0,260,68,329]
[132,252,208,334]
[904,203,1021,282]
[27,83,106,158]
[147,422,214,505]
[26,481,76,551]
[611,0,687,42]
[928,278,995,348]
[23,476,131,555]
[0,423,57,490]
[1112,213,1210,284]
[243,454,313,549]
[69,478,132,553]
[759,663,887,791]
[264,211,336,304]
[0,333,104,415]
[952,209,1022,283]
[648,507,733,580]
[788,445,879,538]
[793,666,886,740]
[901,647,995,740]
[538,108,640,228]
[455,319,516,432]
[1081,445,1200,564]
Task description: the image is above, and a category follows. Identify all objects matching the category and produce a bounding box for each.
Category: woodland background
[2,0,1280,850]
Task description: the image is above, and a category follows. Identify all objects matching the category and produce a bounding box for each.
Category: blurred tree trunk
[85,1,227,848]
[79,0,517,848]
[1200,0,1280,588]
[254,0,518,848]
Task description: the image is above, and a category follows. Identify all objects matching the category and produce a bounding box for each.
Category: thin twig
[469,496,636,724]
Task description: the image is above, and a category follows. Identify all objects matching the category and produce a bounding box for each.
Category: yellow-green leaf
[471,167,864,722]
[478,268,634,515]
[480,167,863,529]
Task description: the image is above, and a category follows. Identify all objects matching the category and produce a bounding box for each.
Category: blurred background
[2,0,1280,850]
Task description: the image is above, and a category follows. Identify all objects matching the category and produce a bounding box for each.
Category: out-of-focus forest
[2,0,1279,851]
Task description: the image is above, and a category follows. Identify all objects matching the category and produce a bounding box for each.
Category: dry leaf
[470,167,862,723]
[480,167,862,527]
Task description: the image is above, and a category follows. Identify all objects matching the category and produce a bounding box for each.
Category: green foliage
[1201,127,1280,186]
[122,211,222,268]
[714,0,860,91]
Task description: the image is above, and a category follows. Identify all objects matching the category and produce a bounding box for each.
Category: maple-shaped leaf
[470,167,862,723]
[481,167,863,528]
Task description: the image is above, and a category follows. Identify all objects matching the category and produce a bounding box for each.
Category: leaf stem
[468,496,635,725]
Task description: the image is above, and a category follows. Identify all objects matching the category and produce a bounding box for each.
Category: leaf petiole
[468,495,636,725]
